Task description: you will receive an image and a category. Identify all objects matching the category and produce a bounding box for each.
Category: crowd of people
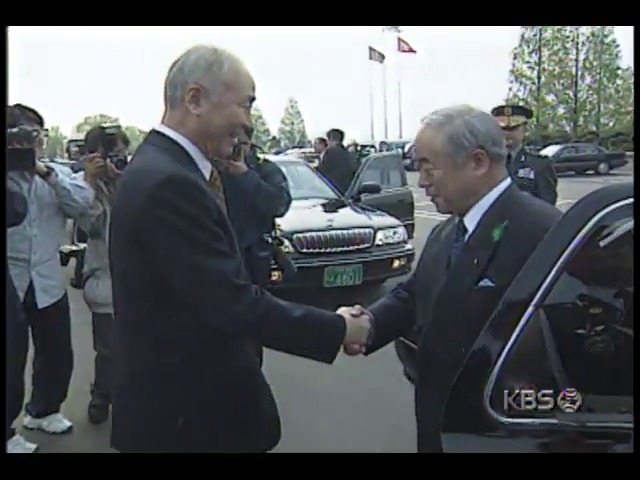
[7,42,561,453]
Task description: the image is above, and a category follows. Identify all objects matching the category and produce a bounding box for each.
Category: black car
[539,143,629,175]
[267,153,416,290]
[395,182,633,452]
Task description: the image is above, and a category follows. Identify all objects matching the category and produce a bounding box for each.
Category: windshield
[539,144,563,157]
[277,160,340,200]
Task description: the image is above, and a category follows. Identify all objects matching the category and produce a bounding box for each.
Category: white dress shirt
[461,176,512,241]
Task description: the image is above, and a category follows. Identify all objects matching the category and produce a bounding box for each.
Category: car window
[576,145,598,155]
[489,203,634,422]
[563,146,577,155]
[277,161,339,200]
[359,156,405,190]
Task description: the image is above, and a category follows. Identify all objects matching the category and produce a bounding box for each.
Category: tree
[581,27,634,134]
[276,98,310,150]
[506,26,633,139]
[122,126,148,153]
[73,114,120,135]
[44,125,67,159]
[506,26,558,135]
[250,106,272,148]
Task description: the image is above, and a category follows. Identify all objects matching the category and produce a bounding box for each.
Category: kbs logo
[503,388,582,413]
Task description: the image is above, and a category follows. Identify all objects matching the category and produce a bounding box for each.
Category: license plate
[323,265,363,288]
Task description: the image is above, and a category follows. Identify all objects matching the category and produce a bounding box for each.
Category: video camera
[7,108,40,172]
[86,124,129,171]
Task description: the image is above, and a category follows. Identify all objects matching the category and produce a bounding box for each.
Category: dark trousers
[90,313,113,403]
[6,313,29,440]
[22,283,74,419]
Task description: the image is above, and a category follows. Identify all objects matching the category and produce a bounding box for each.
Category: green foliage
[276,98,310,150]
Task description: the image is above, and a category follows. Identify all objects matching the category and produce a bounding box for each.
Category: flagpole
[397,53,403,139]
[382,62,389,140]
[369,62,375,141]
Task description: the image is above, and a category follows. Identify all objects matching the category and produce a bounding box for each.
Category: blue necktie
[449,218,468,267]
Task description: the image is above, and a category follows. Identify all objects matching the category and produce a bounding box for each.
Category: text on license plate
[323,264,363,288]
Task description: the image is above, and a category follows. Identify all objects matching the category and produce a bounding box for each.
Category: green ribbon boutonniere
[492,220,509,243]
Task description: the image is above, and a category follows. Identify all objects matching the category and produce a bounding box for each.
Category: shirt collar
[462,177,512,240]
[153,124,212,180]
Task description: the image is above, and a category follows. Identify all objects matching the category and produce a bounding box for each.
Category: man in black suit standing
[108,45,371,453]
[316,128,358,194]
[340,105,562,453]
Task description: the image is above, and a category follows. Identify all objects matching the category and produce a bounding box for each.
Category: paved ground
[18,168,633,453]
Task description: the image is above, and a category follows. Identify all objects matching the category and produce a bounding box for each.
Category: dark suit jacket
[108,130,346,453]
[316,144,357,195]
[7,188,28,324]
[365,183,562,452]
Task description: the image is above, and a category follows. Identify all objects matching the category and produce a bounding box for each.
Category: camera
[7,107,40,172]
[59,244,86,267]
[86,124,129,171]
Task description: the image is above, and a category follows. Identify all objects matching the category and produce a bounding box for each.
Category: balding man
[340,105,562,452]
[108,45,371,453]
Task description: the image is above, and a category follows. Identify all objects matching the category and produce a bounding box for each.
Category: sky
[8,26,635,142]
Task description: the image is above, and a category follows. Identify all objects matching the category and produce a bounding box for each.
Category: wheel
[596,162,611,175]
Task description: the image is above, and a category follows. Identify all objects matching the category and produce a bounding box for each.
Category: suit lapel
[419,184,517,343]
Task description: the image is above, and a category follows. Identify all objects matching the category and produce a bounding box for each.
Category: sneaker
[23,413,73,434]
[7,434,38,453]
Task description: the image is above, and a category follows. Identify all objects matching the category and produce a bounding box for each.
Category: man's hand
[105,160,123,179]
[337,305,372,356]
[34,161,50,178]
[225,158,249,175]
[84,154,106,185]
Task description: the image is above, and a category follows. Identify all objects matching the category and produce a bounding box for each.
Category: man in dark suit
[340,105,562,453]
[316,128,358,194]
[491,104,558,205]
[108,45,371,453]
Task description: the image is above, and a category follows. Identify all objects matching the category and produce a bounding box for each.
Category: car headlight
[375,226,408,246]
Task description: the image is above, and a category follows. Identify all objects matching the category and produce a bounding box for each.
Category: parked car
[538,143,629,175]
[268,152,415,290]
[395,182,633,452]
[284,147,319,168]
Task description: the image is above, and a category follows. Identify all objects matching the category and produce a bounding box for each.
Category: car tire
[596,162,611,175]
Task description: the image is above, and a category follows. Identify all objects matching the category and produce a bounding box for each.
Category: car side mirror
[357,182,382,196]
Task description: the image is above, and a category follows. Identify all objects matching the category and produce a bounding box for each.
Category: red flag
[397,37,417,54]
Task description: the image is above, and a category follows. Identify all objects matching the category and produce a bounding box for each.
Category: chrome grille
[292,228,374,254]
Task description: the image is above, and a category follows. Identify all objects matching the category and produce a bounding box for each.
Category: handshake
[337,305,373,356]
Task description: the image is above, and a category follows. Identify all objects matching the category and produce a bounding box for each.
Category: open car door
[439,182,634,452]
[345,152,415,239]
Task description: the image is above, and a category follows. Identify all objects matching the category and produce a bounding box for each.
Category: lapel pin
[473,258,479,266]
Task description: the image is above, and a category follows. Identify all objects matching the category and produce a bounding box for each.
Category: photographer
[74,125,129,425]
[221,126,292,289]
[220,127,292,366]
[6,103,94,436]
[6,158,36,452]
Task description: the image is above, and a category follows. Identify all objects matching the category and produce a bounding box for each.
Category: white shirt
[462,177,512,241]
[153,124,212,180]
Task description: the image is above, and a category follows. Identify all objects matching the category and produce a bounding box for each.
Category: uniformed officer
[491,104,558,205]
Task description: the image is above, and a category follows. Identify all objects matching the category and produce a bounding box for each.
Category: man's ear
[470,148,491,175]
[185,85,205,116]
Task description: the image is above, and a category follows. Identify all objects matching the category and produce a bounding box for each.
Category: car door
[554,145,580,172]
[347,152,415,238]
[440,183,634,452]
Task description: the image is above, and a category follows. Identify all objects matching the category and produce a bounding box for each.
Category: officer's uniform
[491,105,558,206]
